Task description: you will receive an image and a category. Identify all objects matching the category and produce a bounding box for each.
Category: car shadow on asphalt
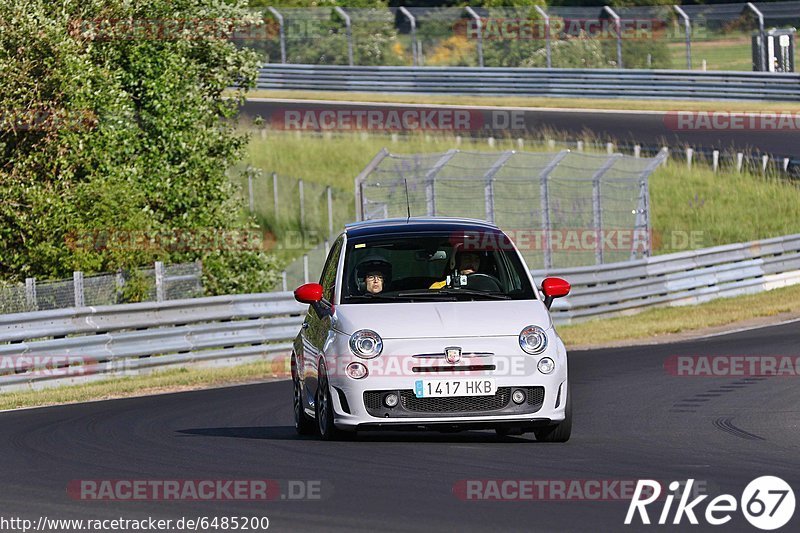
[175,426,538,443]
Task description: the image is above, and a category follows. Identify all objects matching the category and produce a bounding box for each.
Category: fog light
[346,362,368,379]
[384,393,399,407]
[538,357,555,374]
[512,389,526,405]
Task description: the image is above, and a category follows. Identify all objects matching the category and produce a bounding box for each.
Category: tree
[0,0,279,296]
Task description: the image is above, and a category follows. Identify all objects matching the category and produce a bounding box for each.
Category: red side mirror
[542,277,570,299]
[294,283,323,304]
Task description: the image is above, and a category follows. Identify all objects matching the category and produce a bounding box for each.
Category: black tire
[293,357,315,436]
[315,363,348,441]
[534,387,572,443]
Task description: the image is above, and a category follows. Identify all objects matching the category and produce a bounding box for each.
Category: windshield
[341,231,536,303]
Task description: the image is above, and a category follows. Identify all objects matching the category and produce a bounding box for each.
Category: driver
[430,251,481,289]
[356,258,391,295]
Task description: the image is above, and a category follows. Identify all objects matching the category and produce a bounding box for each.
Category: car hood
[334,300,552,339]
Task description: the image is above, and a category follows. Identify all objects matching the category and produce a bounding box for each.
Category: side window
[319,237,343,303]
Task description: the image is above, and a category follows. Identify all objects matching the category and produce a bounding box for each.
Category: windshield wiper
[436,288,511,300]
[394,290,458,301]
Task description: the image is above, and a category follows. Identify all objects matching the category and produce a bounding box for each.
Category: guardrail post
[538,150,570,270]
[603,6,623,69]
[746,3,766,71]
[762,155,769,174]
[267,7,286,64]
[303,254,309,284]
[73,271,85,307]
[673,6,692,69]
[154,261,165,302]
[334,7,354,66]
[737,153,744,173]
[784,158,790,172]
[25,277,37,310]
[634,145,641,158]
[686,148,693,170]
[398,7,418,66]
[713,150,720,172]
[534,6,551,68]
[465,7,484,67]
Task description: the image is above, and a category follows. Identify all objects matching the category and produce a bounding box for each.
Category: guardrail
[256,65,800,101]
[537,233,800,325]
[2,232,798,392]
[0,293,305,392]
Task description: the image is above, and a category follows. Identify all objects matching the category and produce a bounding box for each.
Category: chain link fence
[356,148,666,270]
[247,3,798,72]
[0,262,202,315]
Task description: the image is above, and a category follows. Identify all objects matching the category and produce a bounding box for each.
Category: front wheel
[533,386,572,443]
[315,363,348,441]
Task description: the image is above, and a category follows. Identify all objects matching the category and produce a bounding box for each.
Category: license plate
[414,379,496,398]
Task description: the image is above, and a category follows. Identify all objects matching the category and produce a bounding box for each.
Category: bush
[0,0,280,295]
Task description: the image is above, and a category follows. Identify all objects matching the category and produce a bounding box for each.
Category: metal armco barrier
[0,293,306,392]
[537,233,800,325]
[257,65,800,101]
[2,233,799,392]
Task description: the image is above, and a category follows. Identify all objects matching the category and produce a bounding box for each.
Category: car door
[300,236,343,407]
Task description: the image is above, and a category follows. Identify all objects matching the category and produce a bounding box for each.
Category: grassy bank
[240,131,800,255]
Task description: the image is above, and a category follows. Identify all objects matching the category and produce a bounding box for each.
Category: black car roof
[344,217,502,239]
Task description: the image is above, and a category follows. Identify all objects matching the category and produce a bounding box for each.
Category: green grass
[240,131,800,255]
[667,35,753,71]
[241,90,800,113]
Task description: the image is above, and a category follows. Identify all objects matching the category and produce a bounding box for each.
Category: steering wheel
[465,273,502,292]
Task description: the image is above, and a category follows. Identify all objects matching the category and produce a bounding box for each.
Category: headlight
[349,329,383,359]
[537,357,555,374]
[519,325,548,355]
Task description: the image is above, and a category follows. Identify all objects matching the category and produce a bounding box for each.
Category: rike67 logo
[626,477,795,530]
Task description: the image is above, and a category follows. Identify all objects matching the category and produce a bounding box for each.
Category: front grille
[363,386,545,418]
[400,388,510,412]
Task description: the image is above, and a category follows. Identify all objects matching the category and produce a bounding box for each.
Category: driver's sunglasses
[365,274,384,281]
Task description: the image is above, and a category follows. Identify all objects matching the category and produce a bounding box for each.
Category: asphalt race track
[1,321,798,532]
[241,99,800,162]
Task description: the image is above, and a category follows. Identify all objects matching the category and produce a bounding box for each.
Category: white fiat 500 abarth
[291,218,571,441]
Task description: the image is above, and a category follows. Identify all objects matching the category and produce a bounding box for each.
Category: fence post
[674,5,692,69]
[281,271,287,292]
[155,261,165,302]
[425,149,459,216]
[538,150,570,270]
[326,186,334,237]
[303,254,309,284]
[737,153,744,173]
[591,154,622,265]
[398,7,418,66]
[25,277,37,310]
[686,148,693,170]
[248,169,255,215]
[634,145,641,158]
[534,6,551,68]
[577,140,584,152]
[267,7,286,64]
[73,271,85,307]
[606,142,614,154]
[334,7,354,66]
[746,3,766,71]
[762,155,769,173]
[272,172,279,218]
[603,6,623,68]
[713,150,720,172]
[298,178,305,231]
[115,270,125,304]
[465,7,484,67]
[482,151,514,224]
